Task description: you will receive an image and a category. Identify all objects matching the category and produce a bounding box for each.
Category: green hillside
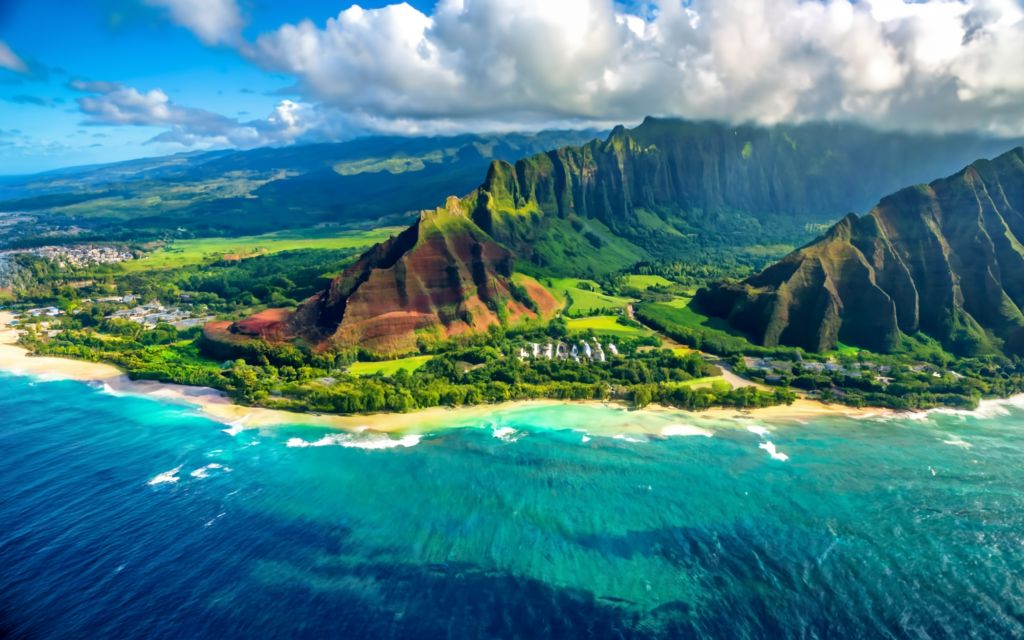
[697,147,1024,356]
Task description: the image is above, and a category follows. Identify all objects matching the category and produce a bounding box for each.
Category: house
[26,306,61,317]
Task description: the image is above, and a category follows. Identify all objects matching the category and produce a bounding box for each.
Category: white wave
[204,512,227,528]
[190,463,230,479]
[612,434,647,444]
[221,418,247,436]
[286,433,422,450]
[348,434,422,449]
[931,396,1024,420]
[759,441,790,462]
[661,424,713,438]
[581,435,591,443]
[491,426,524,443]
[746,425,770,437]
[147,465,183,485]
[942,437,972,449]
[859,394,1024,423]
[97,381,124,396]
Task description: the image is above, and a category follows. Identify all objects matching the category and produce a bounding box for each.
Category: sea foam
[190,463,230,479]
[491,426,524,443]
[942,437,972,449]
[612,434,647,443]
[147,465,183,485]
[661,424,714,438]
[759,441,790,462]
[286,433,422,450]
[222,419,247,436]
[746,425,770,437]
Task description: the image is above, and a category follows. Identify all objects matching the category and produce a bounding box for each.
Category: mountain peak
[696,146,1024,356]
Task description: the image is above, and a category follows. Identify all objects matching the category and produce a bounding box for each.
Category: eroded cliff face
[287,198,558,355]
[459,117,1021,275]
[696,147,1024,356]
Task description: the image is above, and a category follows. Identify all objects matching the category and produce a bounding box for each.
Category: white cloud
[0,40,28,74]
[145,0,244,45]
[241,0,1024,136]
[72,81,318,148]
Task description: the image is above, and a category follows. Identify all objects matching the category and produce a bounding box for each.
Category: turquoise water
[2,372,1024,638]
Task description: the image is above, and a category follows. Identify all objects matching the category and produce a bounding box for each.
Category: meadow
[565,315,650,338]
[348,356,434,376]
[122,227,402,272]
[543,278,633,316]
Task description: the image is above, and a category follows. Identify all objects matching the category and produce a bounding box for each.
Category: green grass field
[544,278,633,316]
[348,355,433,376]
[622,274,674,290]
[123,227,402,272]
[566,315,650,337]
[670,375,727,389]
[654,296,747,335]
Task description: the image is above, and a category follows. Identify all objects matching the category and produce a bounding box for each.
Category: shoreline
[0,311,894,434]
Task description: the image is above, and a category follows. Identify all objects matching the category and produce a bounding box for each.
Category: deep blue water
[2,372,1024,638]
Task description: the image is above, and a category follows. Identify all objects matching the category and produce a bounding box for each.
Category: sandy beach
[0,311,890,433]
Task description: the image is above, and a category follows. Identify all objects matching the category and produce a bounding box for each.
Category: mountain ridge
[455,117,1023,275]
[695,146,1024,356]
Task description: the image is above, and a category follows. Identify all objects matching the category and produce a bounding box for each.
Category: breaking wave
[286,433,422,450]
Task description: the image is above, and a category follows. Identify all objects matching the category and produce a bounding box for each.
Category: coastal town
[18,295,213,331]
[742,356,895,384]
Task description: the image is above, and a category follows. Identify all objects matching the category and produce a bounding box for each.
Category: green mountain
[459,117,1020,275]
[695,147,1024,356]
[212,198,559,355]
[0,130,600,246]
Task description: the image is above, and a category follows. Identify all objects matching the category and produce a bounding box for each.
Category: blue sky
[0,0,1022,175]
[0,1,436,173]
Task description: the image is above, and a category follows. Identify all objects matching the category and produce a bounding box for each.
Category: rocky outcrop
[696,147,1024,356]
[286,198,558,355]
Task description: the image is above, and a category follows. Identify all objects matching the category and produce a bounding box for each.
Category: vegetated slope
[695,147,1024,356]
[256,198,559,355]
[0,130,600,244]
[460,117,1021,275]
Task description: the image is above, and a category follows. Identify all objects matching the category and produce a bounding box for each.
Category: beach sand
[0,311,889,434]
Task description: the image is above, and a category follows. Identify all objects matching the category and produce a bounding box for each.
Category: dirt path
[717,363,764,389]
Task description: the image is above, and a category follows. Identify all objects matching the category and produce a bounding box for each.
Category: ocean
[2,372,1024,639]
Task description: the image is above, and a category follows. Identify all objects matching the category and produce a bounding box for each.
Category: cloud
[242,0,1024,136]
[5,94,52,107]
[72,80,321,147]
[144,0,243,45]
[0,40,28,74]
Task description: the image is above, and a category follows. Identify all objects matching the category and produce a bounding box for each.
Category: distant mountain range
[696,146,1024,357]
[459,118,1023,275]
[3,119,1020,257]
[0,130,601,244]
